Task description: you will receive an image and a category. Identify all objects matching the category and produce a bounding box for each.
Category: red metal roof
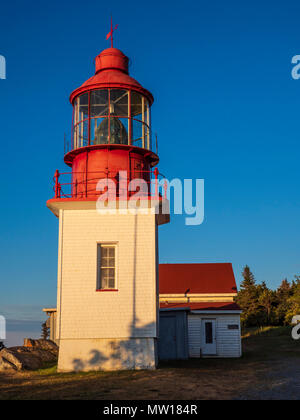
[160,302,241,311]
[69,48,153,105]
[159,263,237,294]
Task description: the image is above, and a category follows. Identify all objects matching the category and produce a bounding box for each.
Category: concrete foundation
[58,338,157,372]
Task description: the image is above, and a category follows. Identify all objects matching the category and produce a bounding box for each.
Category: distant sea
[0,305,51,347]
[4,320,43,347]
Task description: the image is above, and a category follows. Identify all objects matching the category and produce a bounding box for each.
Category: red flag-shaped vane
[106,18,118,48]
[106,25,118,40]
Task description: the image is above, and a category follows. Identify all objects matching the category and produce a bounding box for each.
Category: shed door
[159,316,177,360]
[202,319,217,355]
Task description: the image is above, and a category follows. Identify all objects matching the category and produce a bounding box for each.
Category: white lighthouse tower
[47,36,169,371]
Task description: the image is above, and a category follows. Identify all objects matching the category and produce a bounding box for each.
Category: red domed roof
[69,47,153,105]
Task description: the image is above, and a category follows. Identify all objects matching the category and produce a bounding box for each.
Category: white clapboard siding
[216,316,241,358]
[187,314,242,358]
[188,315,201,358]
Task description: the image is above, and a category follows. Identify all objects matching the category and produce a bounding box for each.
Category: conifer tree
[285,276,300,324]
[41,321,50,340]
[275,279,292,325]
[235,265,260,327]
[258,287,276,325]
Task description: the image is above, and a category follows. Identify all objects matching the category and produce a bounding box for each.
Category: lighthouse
[47,37,169,371]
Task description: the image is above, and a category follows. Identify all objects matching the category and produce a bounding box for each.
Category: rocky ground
[0,340,58,372]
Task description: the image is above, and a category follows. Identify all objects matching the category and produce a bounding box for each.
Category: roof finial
[106,16,118,48]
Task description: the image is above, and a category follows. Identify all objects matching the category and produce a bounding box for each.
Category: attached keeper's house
[158,263,242,360]
[44,262,242,363]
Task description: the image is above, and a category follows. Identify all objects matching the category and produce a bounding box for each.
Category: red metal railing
[52,168,168,200]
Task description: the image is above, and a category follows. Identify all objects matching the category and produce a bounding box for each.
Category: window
[97,244,116,290]
[205,322,213,344]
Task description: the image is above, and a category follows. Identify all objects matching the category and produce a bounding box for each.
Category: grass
[242,326,292,338]
[0,327,299,400]
[33,362,57,376]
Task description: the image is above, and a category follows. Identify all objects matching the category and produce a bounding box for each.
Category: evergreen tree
[275,279,292,325]
[258,287,276,325]
[235,265,260,327]
[236,269,300,328]
[41,321,50,340]
[285,276,300,324]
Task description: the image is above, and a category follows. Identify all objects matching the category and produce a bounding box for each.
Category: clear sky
[1,0,300,339]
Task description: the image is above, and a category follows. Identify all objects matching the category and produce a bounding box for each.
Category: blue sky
[1,0,300,342]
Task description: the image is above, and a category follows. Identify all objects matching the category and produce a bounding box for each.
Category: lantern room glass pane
[91,117,106,145]
[90,90,109,117]
[131,91,142,119]
[74,120,88,148]
[79,93,89,121]
[132,119,143,148]
[110,117,128,145]
[93,117,109,145]
[144,98,149,126]
[93,116,128,145]
[74,93,89,124]
[110,89,128,116]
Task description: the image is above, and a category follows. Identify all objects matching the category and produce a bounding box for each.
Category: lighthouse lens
[94,116,128,145]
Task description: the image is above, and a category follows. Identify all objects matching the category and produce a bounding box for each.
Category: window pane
[101,257,109,267]
[101,247,109,257]
[101,268,109,277]
[108,257,115,266]
[101,278,109,289]
[205,322,213,344]
[108,247,115,257]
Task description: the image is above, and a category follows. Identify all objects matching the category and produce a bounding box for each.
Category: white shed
[159,263,242,359]
[188,308,242,358]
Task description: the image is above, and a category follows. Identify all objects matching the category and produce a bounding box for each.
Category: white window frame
[96,243,118,290]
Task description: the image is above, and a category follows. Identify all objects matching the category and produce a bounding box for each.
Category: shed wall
[188,314,241,358]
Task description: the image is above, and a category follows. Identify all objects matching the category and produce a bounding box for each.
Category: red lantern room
[50,45,162,201]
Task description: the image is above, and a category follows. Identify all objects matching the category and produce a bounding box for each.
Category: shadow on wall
[71,321,156,372]
[72,349,108,372]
